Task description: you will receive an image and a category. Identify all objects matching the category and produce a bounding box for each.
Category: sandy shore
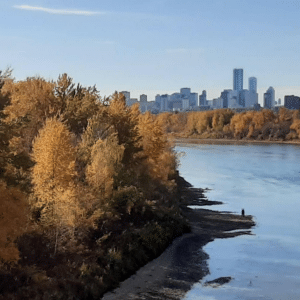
[102,178,255,300]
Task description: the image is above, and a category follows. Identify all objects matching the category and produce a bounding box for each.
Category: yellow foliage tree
[3,77,57,125]
[252,109,275,130]
[278,107,293,123]
[138,111,176,184]
[1,77,59,186]
[31,118,80,229]
[290,119,300,138]
[86,134,124,198]
[138,111,168,160]
[107,93,141,167]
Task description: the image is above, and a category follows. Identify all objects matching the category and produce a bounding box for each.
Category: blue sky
[1,0,300,103]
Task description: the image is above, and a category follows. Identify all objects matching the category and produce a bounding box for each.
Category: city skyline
[1,1,300,105]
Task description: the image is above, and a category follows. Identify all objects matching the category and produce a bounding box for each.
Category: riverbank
[173,136,300,146]
[102,177,255,300]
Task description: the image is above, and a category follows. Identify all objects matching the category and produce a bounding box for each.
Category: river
[176,142,300,300]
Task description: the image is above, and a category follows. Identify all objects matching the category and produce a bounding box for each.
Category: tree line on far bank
[0,70,188,299]
[155,107,300,141]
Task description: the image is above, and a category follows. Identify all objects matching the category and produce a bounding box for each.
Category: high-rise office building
[249,77,257,93]
[220,90,231,108]
[264,87,275,109]
[140,94,147,103]
[160,94,170,112]
[284,95,300,110]
[199,90,207,106]
[190,92,198,107]
[139,94,148,112]
[233,68,243,91]
[180,88,191,97]
[240,89,258,108]
[121,91,130,104]
[182,98,190,110]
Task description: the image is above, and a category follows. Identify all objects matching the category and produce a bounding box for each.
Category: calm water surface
[176,143,300,300]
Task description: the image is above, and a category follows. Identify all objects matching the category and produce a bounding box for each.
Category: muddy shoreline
[102,177,255,300]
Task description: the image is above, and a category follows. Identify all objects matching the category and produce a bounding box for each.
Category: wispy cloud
[13,5,106,16]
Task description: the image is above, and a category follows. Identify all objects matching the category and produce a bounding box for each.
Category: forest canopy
[0,71,185,300]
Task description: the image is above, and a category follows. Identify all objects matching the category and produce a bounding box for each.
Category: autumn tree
[184,112,195,135]
[1,74,102,188]
[107,93,141,162]
[0,68,11,177]
[98,93,142,188]
[31,118,81,253]
[138,112,168,160]
[278,107,293,123]
[86,134,124,199]
[54,73,101,135]
[3,77,57,127]
[1,77,58,186]
[252,109,275,130]
[170,112,188,133]
[0,67,13,111]
[290,118,300,138]
[77,111,112,166]
[0,180,29,263]
[230,111,255,138]
[138,111,177,185]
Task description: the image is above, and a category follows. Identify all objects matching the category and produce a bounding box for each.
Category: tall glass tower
[233,68,243,91]
[249,77,257,93]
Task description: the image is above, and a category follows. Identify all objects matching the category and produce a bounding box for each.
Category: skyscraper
[199,90,207,106]
[233,68,243,91]
[220,90,231,108]
[264,87,275,109]
[121,91,130,104]
[284,95,300,110]
[180,88,191,97]
[190,92,198,107]
[140,94,147,103]
[249,77,257,93]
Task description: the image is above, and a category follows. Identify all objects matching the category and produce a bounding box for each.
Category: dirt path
[102,178,255,300]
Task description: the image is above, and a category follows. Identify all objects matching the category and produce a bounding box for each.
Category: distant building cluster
[207,69,259,110]
[121,68,300,113]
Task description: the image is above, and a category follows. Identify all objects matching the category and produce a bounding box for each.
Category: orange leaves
[3,78,57,124]
[31,118,78,227]
[230,111,255,138]
[290,119,300,138]
[252,109,275,130]
[86,134,124,198]
[184,109,234,135]
[138,111,176,184]
[138,111,167,160]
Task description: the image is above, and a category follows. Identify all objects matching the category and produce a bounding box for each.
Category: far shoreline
[173,136,300,146]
